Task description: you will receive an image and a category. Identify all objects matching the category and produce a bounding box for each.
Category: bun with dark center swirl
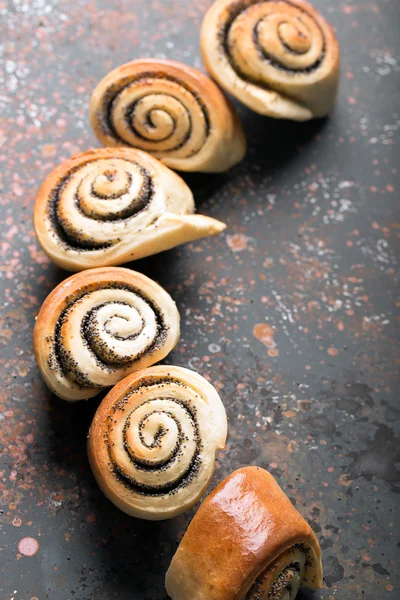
[34,147,226,271]
[33,267,180,401]
[87,365,227,520]
[201,0,340,121]
[89,58,246,172]
[166,466,323,599]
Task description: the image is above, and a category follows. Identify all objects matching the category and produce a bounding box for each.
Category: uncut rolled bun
[90,58,246,172]
[166,466,323,600]
[87,366,228,520]
[33,267,180,401]
[201,0,340,121]
[34,147,226,272]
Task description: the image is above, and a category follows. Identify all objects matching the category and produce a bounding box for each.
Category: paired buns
[88,366,227,520]
[80,358,324,600]
[201,0,340,121]
[166,466,323,599]
[34,270,228,519]
[34,147,225,271]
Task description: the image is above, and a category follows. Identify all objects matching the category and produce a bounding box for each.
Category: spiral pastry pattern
[87,366,228,520]
[244,546,310,600]
[33,268,180,401]
[89,59,246,172]
[201,0,340,121]
[166,466,323,600]
[34,147,226,271]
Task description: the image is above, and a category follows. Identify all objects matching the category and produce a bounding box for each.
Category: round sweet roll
[201,0,340,121]
[87,366,228,520]
[34,147,226,271]
[166,466,323,600]
[89,59,246,172]
[33,267,180,401]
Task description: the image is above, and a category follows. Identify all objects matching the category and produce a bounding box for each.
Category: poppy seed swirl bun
[90,59,246,172]
[34,147,226,271]
[166,466,323,600]
[201,0,340,121]
[33,267,180,401]
[88,366,228,520]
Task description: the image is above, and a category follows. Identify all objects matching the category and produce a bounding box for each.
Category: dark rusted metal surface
[0,1,399,599]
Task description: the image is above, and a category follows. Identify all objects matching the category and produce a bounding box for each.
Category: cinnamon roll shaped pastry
[34,148,226,271]
[87,366,227,520]
[33,267,180,401]
[201,0,340,121]
[166,466,323,600]
[89,59,246,172]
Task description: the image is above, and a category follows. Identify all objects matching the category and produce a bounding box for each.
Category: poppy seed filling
[99,71,211,154]
[46,157,155,251]
[105,386,203,496]
[219,0,326,80]
[49,282,167,389]
[245,544,310,600]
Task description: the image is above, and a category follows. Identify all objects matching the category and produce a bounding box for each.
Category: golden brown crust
[201,0,340,121]
[34,147,226,271]
[89,58,246,172]
[166,466,323,599]
[33,267,180,401]
[87,365,228,520]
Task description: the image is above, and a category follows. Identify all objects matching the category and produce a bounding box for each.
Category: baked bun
[34,147,226,271]
[201,0,340,121]
[87,366,228,520]
[90,58,246,172]
[33,267,180,401]
[166,466,323,599]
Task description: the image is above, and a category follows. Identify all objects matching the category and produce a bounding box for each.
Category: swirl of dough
[89,59,246,172]
[87,366,228,520]
[33,267,180,401]
[166,467,323,600]
[244,547,309,600]
[201,0,340,121]
[34,147,226,271]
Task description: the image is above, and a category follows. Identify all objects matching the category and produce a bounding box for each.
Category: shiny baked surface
[166,466,322,599]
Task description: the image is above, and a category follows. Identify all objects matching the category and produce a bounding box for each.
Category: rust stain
[283,410,296,418]
[253,323,276,349]
[268,348,279,357]
[338,473,353,487]
[226,233,249,252]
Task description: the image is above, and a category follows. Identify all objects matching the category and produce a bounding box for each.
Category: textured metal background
[0,0,399,599]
